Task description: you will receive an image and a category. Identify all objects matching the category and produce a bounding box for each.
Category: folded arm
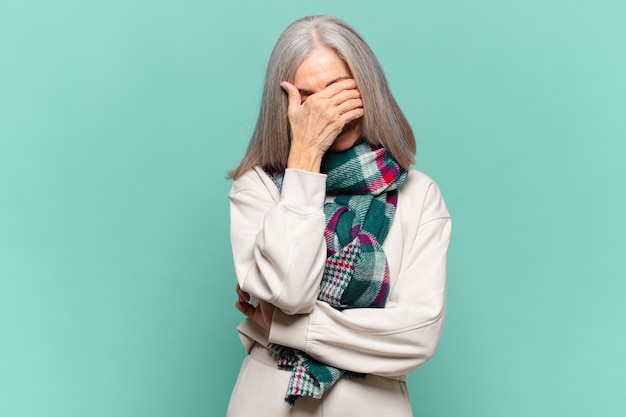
[229,167,328,315]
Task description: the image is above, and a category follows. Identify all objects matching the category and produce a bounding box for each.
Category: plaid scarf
[266,143,407,405]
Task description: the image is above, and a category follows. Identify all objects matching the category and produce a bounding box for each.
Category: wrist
[287,145,324,172]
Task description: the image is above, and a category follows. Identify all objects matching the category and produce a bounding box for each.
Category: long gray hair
[229,15,415,179]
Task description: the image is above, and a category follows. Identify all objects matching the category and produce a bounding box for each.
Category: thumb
[280,81,301,111]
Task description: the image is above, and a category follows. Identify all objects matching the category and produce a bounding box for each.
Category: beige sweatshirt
[229,166,451,380]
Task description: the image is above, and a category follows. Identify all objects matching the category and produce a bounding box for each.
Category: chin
[329,122,362,152]
[328,137,358,152]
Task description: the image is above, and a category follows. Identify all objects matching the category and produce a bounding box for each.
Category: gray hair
[229,15,415,179]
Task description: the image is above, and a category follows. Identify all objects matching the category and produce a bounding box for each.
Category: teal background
[1,1,625,416]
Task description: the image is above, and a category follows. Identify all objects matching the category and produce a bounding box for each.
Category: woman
[227,15,451,417]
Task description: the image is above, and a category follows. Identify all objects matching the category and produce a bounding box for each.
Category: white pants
[227,344,413,417]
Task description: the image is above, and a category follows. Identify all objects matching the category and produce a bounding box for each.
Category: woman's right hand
[281,79,363,172]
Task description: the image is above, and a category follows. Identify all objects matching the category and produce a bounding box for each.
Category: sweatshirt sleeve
[229,167,328,315]
[268,177,451,378]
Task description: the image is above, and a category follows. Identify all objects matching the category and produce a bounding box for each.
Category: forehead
[293,47,352,91]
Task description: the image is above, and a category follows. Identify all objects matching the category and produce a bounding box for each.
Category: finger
[235,301,246,315]
[330,87,361,103]
[309,97,361,141]
[318,88,360,110]
[235,300,254,317]
[235,284,250,302]
[235,284,248,298]
[281,81,302,112]
[335,97,363,115]
[318,78,358,98]
[338,107,365,126]
[316,109,362,143]
[259,301,275,327]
